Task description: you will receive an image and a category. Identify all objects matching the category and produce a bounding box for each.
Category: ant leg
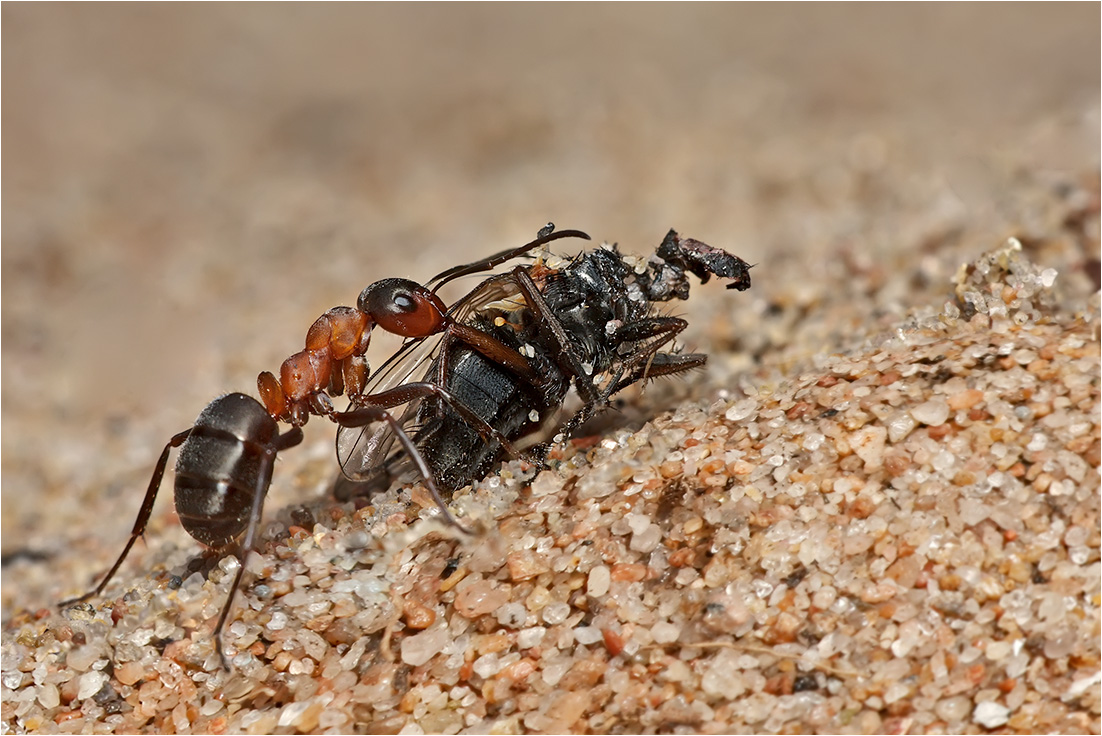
[275,427,306,452]
[387,413,471,534]
[212,427,303,669]
[334,403,470,533]
[60,428,193,607]
[340,382,527,460]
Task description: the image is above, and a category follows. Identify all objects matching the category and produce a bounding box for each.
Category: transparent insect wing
[336,416,396,481]
[445,272,527,325]
[335,334,443,481]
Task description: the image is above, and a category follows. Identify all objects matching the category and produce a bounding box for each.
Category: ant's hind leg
[212,426,301,669]
[61,428,192,607]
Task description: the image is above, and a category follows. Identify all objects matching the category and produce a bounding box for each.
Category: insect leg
[611,316,688,345]
[60,428,193,606]
[611,352,708,395]
[334,402,470,533]
[429,311,547,392]
[608,316,704,394]
[554,317,699,441]
[508,266,604,404]
[340,382,526,460]
[445,322,542,385]
[428,228,591,291]
[212,426,303,669]
[612,317,689,373]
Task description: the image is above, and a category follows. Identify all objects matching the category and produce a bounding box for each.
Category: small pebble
[66,645,101,673]
[936,695,973,723]
[573,627,603,645]
[587,566,611,597]
[725,399,758,422]
[267,611,288,631]
[77,671,108,701]
[114,662,145,686]
[472,653,501,678]
[911,398,950,426]
[542,602,571,625]
[530,471,564,497]
[401,627,448,667]
[507,550,551,581]
[36,684,60,709]
[495,602,528,629]
[454,581,509,617]
[973,701,1010,728]
[517,627,546,649]
[650,621,681,644]
[629,523,663,553]
[851,426,886,469]
[886,412,916,443]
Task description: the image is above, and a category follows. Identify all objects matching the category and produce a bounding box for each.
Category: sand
[2,6,1098,734]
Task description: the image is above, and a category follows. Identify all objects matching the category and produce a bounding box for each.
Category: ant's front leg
[334,399,470,533]
[339,382,528,462]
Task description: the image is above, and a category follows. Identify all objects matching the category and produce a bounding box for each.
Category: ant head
[358,278,448,337]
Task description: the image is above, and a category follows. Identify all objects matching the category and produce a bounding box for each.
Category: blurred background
[3,5,1098,606]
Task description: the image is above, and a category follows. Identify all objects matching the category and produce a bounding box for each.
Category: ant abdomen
[174,393,283,548]
[62,391,304,668]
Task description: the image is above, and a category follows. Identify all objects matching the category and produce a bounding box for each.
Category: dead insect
[336,227,752,498]
[60,226,589,668]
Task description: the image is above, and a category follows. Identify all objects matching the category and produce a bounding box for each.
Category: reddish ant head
[358,278,448,337]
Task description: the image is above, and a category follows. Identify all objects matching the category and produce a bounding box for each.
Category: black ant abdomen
[62,392,303,668]
[174,393,296,548]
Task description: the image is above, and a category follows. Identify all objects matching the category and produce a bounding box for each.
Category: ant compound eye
[358,278,447,337]
[392,292,416,313]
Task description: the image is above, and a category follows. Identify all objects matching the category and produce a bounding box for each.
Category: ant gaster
[62,393,303,669]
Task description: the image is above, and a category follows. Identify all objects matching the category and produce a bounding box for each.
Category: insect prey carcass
[335,226,753,500]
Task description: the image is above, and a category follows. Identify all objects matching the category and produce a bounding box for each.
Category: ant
[61,226,588,669]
